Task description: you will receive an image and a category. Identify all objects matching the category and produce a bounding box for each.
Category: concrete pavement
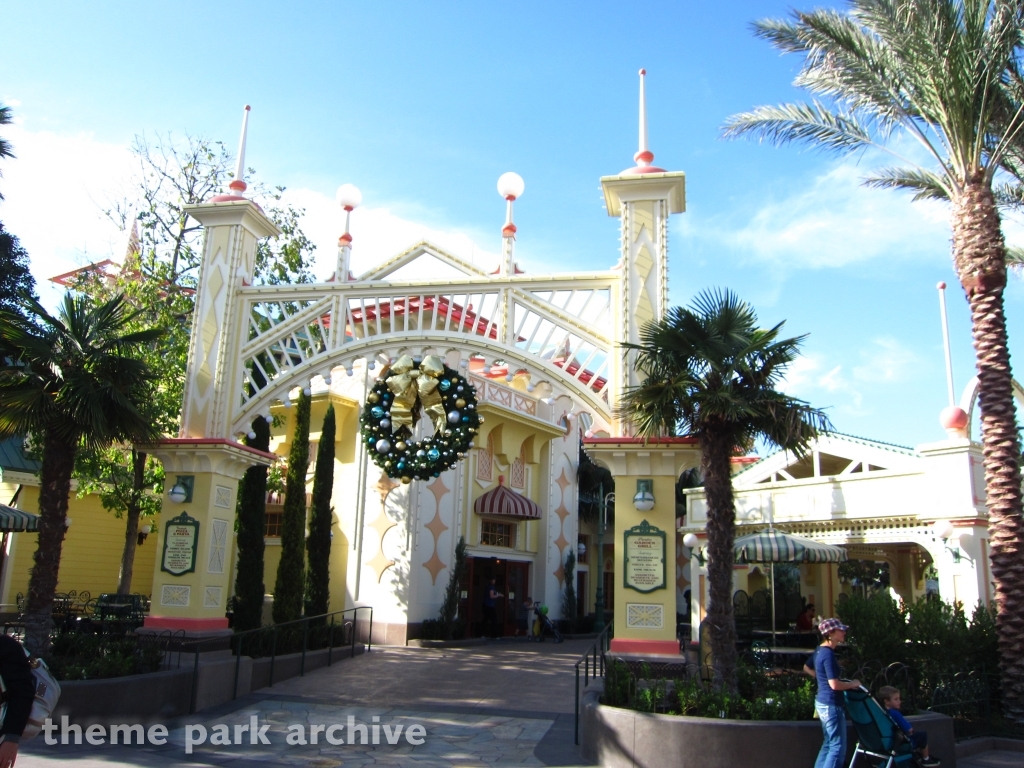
[17,638,593,767]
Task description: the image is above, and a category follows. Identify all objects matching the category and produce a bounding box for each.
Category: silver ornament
[376,439,392,454]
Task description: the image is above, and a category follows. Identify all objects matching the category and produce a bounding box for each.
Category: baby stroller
[530,604,563,643]
[843,686,937,768]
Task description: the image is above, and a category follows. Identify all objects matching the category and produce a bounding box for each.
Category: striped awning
[0,504,40,532]
[473,483,542,520]
[733,529,847,564]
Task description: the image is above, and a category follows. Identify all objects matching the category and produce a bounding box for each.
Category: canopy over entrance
[473,480,542,519]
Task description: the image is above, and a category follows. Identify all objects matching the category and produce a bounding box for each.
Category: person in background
[516,596,534,638]
[0,634,36,767]
[878,686,940,767]
[802,618,860,768]
[797,604,816,631]
[482,578,503,638]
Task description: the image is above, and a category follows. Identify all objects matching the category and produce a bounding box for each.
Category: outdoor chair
[733,589,749,616]
[843,686,917,768]
[748,640,772,672]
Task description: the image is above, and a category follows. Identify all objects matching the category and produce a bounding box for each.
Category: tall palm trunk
[24,428,75,655]
[701,428,739,692]
[116,449,146,595]
[953,177,1024,720]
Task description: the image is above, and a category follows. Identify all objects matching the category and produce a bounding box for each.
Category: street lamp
[577,541,587,560]
[593,486,615,633]
[633,479,655,511]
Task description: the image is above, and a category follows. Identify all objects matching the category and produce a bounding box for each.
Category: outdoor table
[768,646,815,668]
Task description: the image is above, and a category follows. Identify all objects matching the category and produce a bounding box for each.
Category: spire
[229,105,251,195]
[636,69,651,166]
[621,69,665,175]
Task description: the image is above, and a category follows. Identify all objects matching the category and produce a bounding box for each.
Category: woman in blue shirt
[803,618,860,768]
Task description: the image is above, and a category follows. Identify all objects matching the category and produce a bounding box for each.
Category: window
[265,512,283,537]
[481,520,515,548]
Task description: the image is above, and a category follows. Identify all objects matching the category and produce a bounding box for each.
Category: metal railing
[574,623,612,745]
[186,606,373,713]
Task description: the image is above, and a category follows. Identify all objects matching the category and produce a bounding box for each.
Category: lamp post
[593,485,615,633]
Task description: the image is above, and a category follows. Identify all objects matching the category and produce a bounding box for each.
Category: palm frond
[865,166,952,200]
[722,102,874,153]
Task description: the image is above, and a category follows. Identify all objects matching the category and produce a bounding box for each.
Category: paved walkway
[18,639,593,768]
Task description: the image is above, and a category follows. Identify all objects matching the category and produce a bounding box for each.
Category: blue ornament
[397,460,406,471]
[433,472,441,477]
[439,380,451,391]
[462,416,470,422]
[427,448,440,462]
[371,406,385,419]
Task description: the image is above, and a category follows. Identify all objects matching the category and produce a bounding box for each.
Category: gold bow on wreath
[386,354,447,436]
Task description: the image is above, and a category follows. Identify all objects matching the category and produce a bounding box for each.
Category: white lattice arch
[957,375,1024,440]
[231,334,612,437]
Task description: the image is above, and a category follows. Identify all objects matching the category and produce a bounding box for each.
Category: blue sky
[4,0,1023,451]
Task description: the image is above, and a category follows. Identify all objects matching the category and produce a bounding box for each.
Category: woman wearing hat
[803,618,860,768]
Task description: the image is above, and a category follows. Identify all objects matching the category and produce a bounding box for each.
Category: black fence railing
[184,606,373,713]
[574,623,612,745]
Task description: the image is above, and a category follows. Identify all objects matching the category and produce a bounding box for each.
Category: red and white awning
[473,480,542,519]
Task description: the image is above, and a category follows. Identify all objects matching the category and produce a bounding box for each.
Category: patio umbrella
[0,504,39,532]
[732,529,847,644]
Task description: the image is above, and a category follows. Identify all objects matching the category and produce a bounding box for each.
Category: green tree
[618,289,830,692]
[723,0,1024,717]
[274,390,311,623]
[0,294,163,653]
[233,416,271,631]
[438,536,467,640]
[305,404,336,618]
[0,223,36,310]
[563,551,577,632]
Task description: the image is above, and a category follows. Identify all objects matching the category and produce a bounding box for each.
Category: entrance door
[504,561,529,636]
[465,557,529,638]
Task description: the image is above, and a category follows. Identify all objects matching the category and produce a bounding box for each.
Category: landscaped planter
[580,683,957,768]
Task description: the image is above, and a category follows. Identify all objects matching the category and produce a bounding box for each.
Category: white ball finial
[336,183,363,210]
[497,172,525,200]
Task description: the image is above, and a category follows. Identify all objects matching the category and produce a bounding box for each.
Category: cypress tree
[273,390,311,623]
[233,416,271,631]
[304,404,335,617]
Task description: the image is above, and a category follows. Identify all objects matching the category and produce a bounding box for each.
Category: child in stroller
[530,604,563,643]
[879,686,940,767]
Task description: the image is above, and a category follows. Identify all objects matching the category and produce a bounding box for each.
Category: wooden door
[504,561,529,636]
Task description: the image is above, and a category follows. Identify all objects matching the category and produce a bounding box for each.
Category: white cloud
[0,123,501,307]
[279,187,500,281]
[852,337,919,384]
[0,122,134,305]
[696,159,951,270]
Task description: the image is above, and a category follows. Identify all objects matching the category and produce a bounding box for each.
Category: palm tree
[0,102,13,200]
[618,289,831,692]
[0,294,163,653]
[722,0,1024,719]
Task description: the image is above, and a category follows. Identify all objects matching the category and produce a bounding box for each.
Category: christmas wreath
[361,354,483,482]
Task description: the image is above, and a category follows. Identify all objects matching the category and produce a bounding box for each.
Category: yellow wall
[4,485,157,602]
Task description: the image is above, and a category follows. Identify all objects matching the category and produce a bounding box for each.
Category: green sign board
[161,512,200,576]
[623,519,666,593]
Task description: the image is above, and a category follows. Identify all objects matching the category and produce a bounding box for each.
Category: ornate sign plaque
[623,519,666,593]
[161,512,200,576]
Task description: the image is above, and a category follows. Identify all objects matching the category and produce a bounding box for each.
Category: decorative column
[141,439,275,636]
[584,437,700,656]
[178,200,279,440]
[600,70,685,434]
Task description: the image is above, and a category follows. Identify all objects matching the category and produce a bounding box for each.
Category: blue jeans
[814,701,847,768]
